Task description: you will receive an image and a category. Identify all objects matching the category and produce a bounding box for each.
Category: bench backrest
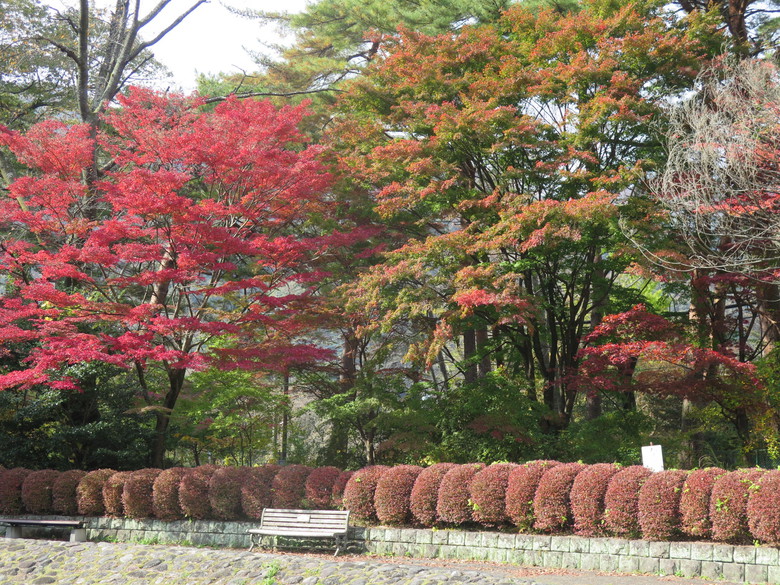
[260,508,350,532]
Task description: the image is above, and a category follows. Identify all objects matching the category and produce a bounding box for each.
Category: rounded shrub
[241,464,281,519]
[374,465,423,525]
[343,465,388,522]
[603,465,652,537]
[103,471,131,517]
[331,470,354,509]
[0,468,31,515]
[152,467,187,520]
[436,463,485,525]
[748,470,780,545]
[52,469,87,515]
[410,463,457,527]
[77,469,115,516]
[123,468,162,519]
[533,462,586,533]
[271,465,313,509]
[305,467,342,510]
[710,468,765,543]
[209,466,249,520]
[571,463,620,536]
[638,469,689,541]
[470,463,518,527]
[21,469,60,515]
[179,465,217,520]
[506,460,560,531]
[680,467,726,539]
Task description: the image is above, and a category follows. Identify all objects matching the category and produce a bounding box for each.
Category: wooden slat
[0,519,82,528]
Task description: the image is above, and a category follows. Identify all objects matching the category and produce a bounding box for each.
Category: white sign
[641,444,664,472]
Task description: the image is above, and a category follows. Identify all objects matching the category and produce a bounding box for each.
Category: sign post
[641,444,664,472]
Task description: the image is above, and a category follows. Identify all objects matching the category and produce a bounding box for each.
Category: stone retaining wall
[10,516,780,584]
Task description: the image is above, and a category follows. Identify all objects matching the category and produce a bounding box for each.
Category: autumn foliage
[571,463,620,536]
[52,469,86,516]
[638,470,689,541]
[410,462,457,527]
[469,463,518,527]
[533,462,586,533]
[680,467,726,539]
[506,460,560,530]
[374,464,423,525]
[152,467,187,521]
[603,466,652,537]
[0,468,31,515]
[123,468,162,519]
[305,466,342,509]
[342,465,388,522]
[710,468,765,543]
[77,469,115,516]
[747,470,780,545]
[242,465,281,519]
[21,469,60,515]
[436,463,485,525]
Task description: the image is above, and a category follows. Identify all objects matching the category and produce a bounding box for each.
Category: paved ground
[0,539,744,585]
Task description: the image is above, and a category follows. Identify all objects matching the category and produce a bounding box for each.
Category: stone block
[629,540,649,557]
[648,541,670,559]
[398,529,417,543]
[568,536,589,553]
[579,554,600,571]
[678,559,702,578]
[690,543,713,561]
[618,555,640,573]
[600,554,620,572]
[385,528,400,542]
[589,538,608,554]
[463,531,481,547]
[700,561,723,581]
[496,533,516,549]
[515,534,534,551]
[768,564,780,584]
[561,552,581,569]
[448,531,466,546]
[669,542,691,559]
[430,530,449,545]
[523,550,544,566]
[733,546,757,564]
[658,558,677,576]
[745,563,769,584]
[391,542,410,556]
[439,545,458,559]
[414,530,432,545]
[533,535,552,551]
[638,556,660,575]
[488,548,508,563]
[721,562,745,583]
[756,546,779,565]
[482,533,499,548]
[605,538,629,555]
[542,551,563,567]
[712,544,734,563]
[550,537,570,552]
[418,543,440,558]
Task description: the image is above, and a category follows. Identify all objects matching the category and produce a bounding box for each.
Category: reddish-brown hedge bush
[710,468,765,543]
[21,469,60,515]
[209,466,249,520]
[271,465,313,509]
[152,467,186,520]
[343,466,388,522]
[52,469,86,515]
[103,471,131,517]
[436,463,485,525]
[506,460,560,530]
[305,466,342,509]
[77,469,115,516]
[603,465,652,537]
[0,468,31,515]
[374,465,423,525]
[470,463,518,527]
[410,463,457,527]
[533,462,586,533]
[571,463,620,536]
[638,469,689,541]
[241,465,281,519]
[179,465,217,519]
[680,467,726,539]
[123,468,162,519]
[748,470,780,545]
[331,470,353,509]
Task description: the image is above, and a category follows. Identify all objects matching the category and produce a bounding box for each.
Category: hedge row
[2,463,778,544]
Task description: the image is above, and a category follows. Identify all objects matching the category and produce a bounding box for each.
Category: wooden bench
[0,518,86,542]
[248,508,350,556]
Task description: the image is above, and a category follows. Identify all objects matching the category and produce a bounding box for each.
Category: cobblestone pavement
[0,540,743,585]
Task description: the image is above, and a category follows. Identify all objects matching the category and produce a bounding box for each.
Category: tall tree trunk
[463,329,478,384]
[151,367,186,468]
[476,327,491,378]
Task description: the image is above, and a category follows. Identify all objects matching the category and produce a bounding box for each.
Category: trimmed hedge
[436,463,485,525]
[52,469,86,516]
[152,467,187,520]
[410,463,457,527]
[343,465,388,522]
[680,467,726,539]
[103,471,131,517]
[506,460,560,530]
[571,463,620,536]
[0,468,31,515]
[209,466,249,520]
[638,469,689,541]
[241,465,281,519]
[179,465,217,520]
[603,465,652,537]
[123,468,162,519]
[21,469,60,515]
[533,462,586,533]
[271,465,313,509]
[711,468,765,543]
[748,470,780,545]
[470,463,518,527]
[374,465,423,525]
[77,469,115,516]
[331,470,353,509]
[305,466,342,509]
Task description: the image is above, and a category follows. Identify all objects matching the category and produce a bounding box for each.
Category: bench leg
[70,528,87,543]
[334,534,347,557]
[5,526,21,539]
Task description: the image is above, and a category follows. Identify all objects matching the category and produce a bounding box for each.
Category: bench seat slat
[0,519,83,528]
[249,508,351,556]
[249,528,346,537]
